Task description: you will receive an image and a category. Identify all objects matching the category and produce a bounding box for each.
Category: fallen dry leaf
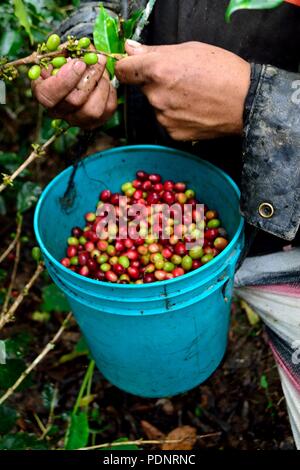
[140,420,165,440]
[162,425,197,450]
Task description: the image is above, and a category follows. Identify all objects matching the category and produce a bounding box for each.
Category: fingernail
[73,60,86,74]
[126,39,142,48]
[98,54,107,65]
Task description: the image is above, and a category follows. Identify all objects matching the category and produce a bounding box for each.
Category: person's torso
[126,0,300,253]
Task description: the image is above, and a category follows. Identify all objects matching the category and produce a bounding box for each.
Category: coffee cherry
[78,252,89,266]
[206,210,218,220]
[189,245,204,259]
[70,256,79,266]
[171,254,182,265]
[207,218,221,229]
[149,174,161,184]
[154,270,166,281]
[61,257,70,267]
[46,34,61,51]
[32,246,42,262]
[51,56,67,68]
[78,37,91,49]
[68,237,79,246]
[142,180,152,191]
[119,256,130,269]
[51,119,62,129]
[163,180,174,191]
[97,253,109,264]
[120,274,130,283]
[214,237,229,251]
[105,271,118,283]
[172,267,185,277]
[192,259,202,270]
[185,189,195,200]
[100,263,111,272]
[144,273,155,283]
[205,229,219,241]
[174,182,186,192]
[95,271,105,281]
[162,247,172,259]
[164,261,175,272]
[51,68,60,76]
[181,255,193,271]
[67,246,77,258]
[113,263,125,276]
[97,240,108,252]
[100,189,112,202]
[128,266,140,280]
[201,254,214,264]
[83,52,98,65]
[174,242,187,256]
[162,191,175,205]
[136,171,149,181]
[28,65,41,81]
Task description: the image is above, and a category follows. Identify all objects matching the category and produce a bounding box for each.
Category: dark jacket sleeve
[241,63,300,241]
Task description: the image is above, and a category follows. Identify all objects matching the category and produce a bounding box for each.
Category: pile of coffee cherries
[60,171,229,284]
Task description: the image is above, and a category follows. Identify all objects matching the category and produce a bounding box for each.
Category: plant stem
[0,313,72,405]
[0,130,64,194]
[0,262,44,330]
[0,214,22,264]
[1,238,21,315]
[73,359,95,415]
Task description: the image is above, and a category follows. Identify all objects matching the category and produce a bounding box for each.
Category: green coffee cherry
[207,218,221,229]
[28,65,41,81]
[32,246,42,262]
[78,37,91,49]
[51,56,67,68]
[189,246,203,259]
[181,255,193,271]
[83,52,98,65]
[51,119,62,129]
[46,34,61,52]
[119,256,130,269]
[201,254,214,264]
[51,68,60,76]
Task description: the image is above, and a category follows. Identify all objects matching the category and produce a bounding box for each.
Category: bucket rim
[34,144,244,289]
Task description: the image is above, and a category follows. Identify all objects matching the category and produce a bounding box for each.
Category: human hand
[32,55,117,129]
[115,40,250,141]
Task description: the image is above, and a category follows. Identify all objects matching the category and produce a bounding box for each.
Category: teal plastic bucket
[34,145,244,397]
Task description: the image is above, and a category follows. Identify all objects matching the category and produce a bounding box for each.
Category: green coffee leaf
[122,10,143,39]
[17,181,42,213]
[5,331,32,358]
[0,432,48,450]
[64,412,89,449]
[226,0,283,21]
[0,405,17,434]
[13,0,33,44]
[93,3,121,77]
[41,283,70,313]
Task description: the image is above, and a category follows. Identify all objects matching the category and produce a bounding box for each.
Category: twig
[1,239,21,315]
[0,131,63,194]
[2,46,125,70]
[0,312,72,405]
[0,262,44,330]
[78,432,221,450]
[0,215,23,264]
[40,386,58,440]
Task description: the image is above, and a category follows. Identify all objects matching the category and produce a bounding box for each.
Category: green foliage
[226,0,283,21]
[41,283,70,313]
[64,411,89,449]
[0,358,32,390]
[17,181,42,213]
[260,374,269,389]
[13,0,33,45]
[0,405,17,433]
[93,3,142,77]
[5,331,32,357]
[0,432,48,450]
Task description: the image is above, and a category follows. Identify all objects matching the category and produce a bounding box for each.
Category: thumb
[125,39,156,56]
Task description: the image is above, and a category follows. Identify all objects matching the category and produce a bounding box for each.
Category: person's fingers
[100,83,118,122]
[32,59,86,108]
[124,39,160,56]
[64,76,111,128]
[115,53,157,85]
[64,55,107,108]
